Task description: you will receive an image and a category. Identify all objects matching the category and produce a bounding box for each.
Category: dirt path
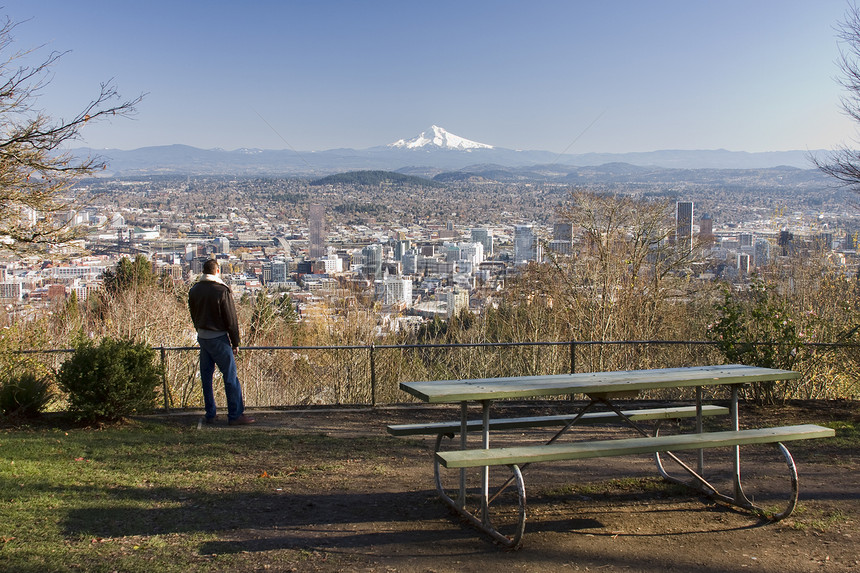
[164,400,859,572]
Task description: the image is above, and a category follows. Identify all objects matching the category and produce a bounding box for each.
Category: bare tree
[0,16,143,252]
[814,3,860,189]
[543,191,704,344]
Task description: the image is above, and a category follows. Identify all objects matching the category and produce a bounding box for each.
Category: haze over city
[5,0,859,155]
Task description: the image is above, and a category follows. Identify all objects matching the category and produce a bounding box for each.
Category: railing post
[569,339,577,374]
[369,344,377,406]
[160,346,170,412]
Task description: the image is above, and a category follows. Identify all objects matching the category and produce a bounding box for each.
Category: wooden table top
[399,364,801,403]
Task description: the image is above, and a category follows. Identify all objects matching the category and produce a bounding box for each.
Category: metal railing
[169,338,860,407]
[15,339,859,409]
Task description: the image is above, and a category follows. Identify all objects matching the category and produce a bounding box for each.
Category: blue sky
[4,0,858,153]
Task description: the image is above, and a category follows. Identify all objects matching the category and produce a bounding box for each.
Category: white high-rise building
[318,256,342,274]
[444,287,469,318]
[0,281,22,300]
[375,275,413,308]
[470,228,493,256]
[458,242,484,266]
[514,224,540,264]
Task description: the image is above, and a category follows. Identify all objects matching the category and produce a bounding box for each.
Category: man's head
[203,259,220,275]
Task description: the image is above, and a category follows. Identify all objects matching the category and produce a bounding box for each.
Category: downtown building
[470,228,493,256]
[375,275,413,309]
[514,224,542,264]
[676,201,694,254]
[308,204,326,259]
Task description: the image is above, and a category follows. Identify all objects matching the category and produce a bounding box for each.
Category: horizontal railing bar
[9,340,860,354]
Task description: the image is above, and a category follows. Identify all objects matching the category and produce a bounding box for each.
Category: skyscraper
[361,244,383,279]
[214,236,230,254]
[553,222,573,242]
[737,252,750,274]
[271,259,288,283]
[402,250,420,275]
[550,222,573,255]
[514,224,541,263]
[471,228,493,256]
[375,275,413,308]
[676,201,694,253]
[393,239,411,261]
[308,204,326,259]
[699,213,714,245]
[754,238,770,268]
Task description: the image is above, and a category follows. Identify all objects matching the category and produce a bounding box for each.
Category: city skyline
[3,1,858,155]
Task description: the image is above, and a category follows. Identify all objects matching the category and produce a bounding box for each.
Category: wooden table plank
[436,424,835,468]
[400,365,800,403]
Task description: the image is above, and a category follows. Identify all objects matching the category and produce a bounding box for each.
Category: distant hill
[310,170,442,188]
[71,142,826,178]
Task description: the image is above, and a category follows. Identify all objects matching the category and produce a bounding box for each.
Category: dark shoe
[228,415,256,426]
[203,416,216,425]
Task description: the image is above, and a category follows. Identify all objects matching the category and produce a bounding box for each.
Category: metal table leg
[481,399,490,526]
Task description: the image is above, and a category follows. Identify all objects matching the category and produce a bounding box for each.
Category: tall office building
[402,250,420,275]
[444,243,461,262]
[271,259,288,283]
[184,243,198,262]
[549,221,573,255]
[361,244,383,279]
[214,236,230,254]
[375,275,413,308]
[699,213,714,245]
[778,229,794,255]
[393,239,411,261]
[444,288,470,318]
[514,224,540,263]
[308,204,326,258]
[676,201,694,253]
[471,228,493,256]
[754,238,770,268]
[553,222,573,242]
[458,242,484,266]
[737,252,751,274]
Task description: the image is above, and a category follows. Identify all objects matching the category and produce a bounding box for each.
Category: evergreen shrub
[57,337,161,422]
[0,371,54,417]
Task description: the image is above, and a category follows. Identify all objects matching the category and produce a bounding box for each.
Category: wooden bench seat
[435,424,835,469]
[387,405,729,437]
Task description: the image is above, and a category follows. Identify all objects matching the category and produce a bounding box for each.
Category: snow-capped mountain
[388,125,494,150]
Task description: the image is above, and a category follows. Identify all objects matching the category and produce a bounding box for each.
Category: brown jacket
[188,276,241,348]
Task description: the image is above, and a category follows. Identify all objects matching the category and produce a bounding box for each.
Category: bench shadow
[62,486,443,539]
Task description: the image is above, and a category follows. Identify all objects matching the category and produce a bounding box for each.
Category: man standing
[188,259,255,425]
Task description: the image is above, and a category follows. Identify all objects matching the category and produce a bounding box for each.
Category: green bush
[0,371,54,417]
[707,280,803,404]
[57,337,161,423]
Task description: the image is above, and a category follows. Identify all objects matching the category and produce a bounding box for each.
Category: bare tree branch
[813,3,860,191]
[0,14,145,252]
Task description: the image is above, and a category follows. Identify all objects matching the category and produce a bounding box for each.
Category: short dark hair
[203,259,220,275]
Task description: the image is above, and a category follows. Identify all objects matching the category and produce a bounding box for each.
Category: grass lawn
[0,415,397,572]
[1,403,857,572]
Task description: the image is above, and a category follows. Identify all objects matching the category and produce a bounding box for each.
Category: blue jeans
[198,334,244,421]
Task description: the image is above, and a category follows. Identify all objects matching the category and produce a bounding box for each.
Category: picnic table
[388,364,835,548]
